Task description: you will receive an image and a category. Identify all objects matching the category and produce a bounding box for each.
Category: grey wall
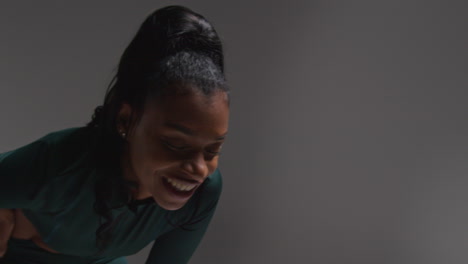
[1,1,467,264]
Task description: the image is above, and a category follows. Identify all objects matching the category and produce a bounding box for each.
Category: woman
[0,5,229,264]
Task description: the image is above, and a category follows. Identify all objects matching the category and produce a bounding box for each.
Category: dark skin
[118,90,229,210]
[0,209,15,256]
[0,90,230,255]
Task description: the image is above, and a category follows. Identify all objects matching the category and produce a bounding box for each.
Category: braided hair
[85,5,229,254]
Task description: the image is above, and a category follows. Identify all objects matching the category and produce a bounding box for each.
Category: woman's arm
[0,139,52,257]
[0,209,15,257]
[0,139,51,209]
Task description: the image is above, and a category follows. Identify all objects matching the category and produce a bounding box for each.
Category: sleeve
[145,169,223,264]
[0,139,52,209]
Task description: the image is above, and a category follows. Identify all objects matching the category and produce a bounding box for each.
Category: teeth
[166,177,196,192]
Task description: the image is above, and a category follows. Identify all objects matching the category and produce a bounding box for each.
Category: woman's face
[118,90,229,210]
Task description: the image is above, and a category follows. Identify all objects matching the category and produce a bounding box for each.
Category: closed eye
[162,140,190,151]
[161,138,224,160]
[205,144,223,158]
[206,150,221,156]
[204,150,221,160]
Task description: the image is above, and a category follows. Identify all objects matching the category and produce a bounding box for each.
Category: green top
[0,127,222,264]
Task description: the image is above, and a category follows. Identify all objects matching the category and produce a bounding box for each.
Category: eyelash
[163,141,189,151]
[162,140,221,157]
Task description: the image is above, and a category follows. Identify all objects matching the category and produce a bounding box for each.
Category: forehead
[142,91,229,136]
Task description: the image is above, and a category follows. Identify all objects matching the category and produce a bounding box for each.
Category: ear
[117,103,132,132]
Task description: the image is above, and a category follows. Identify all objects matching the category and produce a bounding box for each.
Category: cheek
[130,138,177,173]
[206,158,220,175]
[128,146,147,176]
[127,138,154,178]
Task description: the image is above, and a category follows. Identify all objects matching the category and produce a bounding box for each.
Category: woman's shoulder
[0,126,97,210]
[0,126,94,170]
[39,127,98,210]
[39,126,97,171]
[40,126,94,148]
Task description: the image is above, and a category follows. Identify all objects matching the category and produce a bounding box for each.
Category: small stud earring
[119,130,127,139]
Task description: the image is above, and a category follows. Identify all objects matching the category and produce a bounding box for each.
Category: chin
[157,201,186,211]
[152,193,187,211]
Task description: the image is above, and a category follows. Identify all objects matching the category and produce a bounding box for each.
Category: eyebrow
[164,121,228,141]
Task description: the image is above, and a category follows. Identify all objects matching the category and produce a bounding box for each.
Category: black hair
[85,5,229,254]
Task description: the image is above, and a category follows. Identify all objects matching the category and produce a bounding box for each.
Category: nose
[182,152,209,181]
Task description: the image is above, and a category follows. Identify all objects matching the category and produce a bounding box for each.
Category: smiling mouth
[163,177,197,192]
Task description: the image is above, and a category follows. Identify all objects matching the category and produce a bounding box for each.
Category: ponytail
[86,5,228,255]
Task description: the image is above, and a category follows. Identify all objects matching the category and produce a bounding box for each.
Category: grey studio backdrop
[0,1,467,264]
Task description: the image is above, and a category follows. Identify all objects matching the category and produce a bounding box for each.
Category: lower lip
[162,177,196,200]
